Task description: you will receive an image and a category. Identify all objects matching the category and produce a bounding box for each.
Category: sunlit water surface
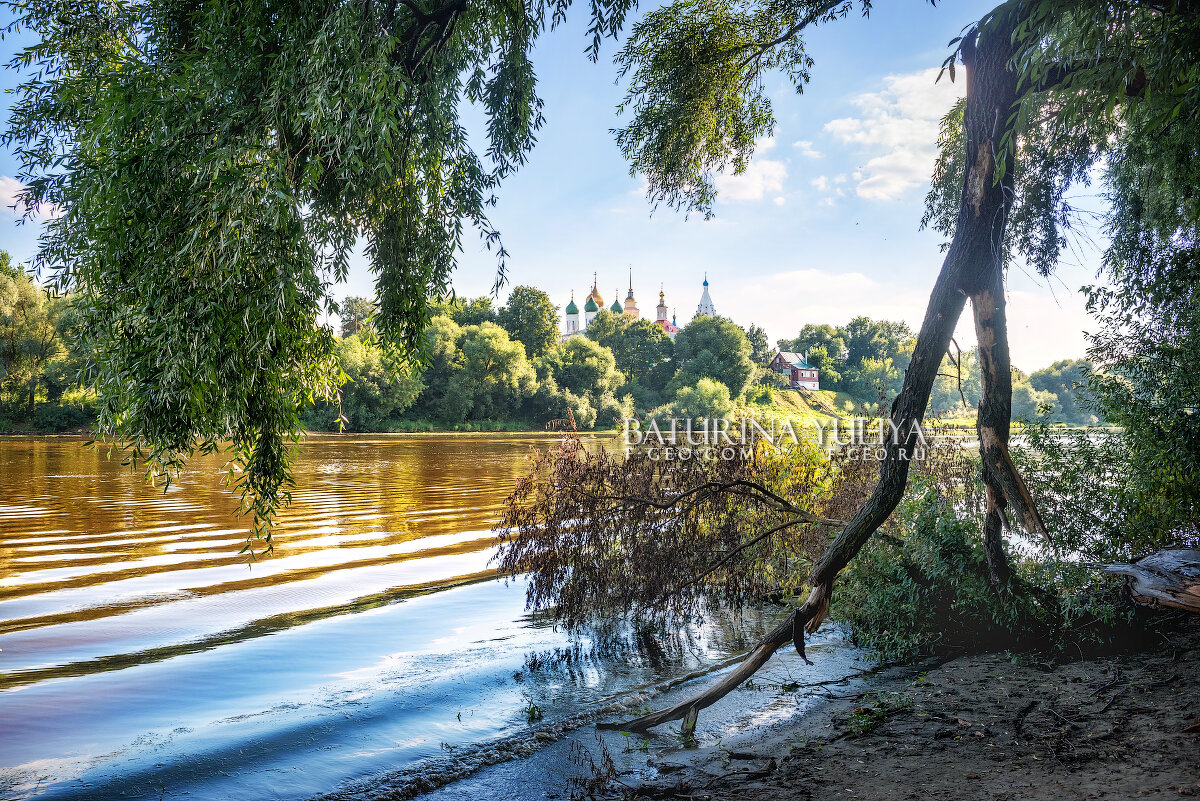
[0,435,865,800]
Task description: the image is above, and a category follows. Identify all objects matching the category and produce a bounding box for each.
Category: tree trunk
[973,259,1018,592]
[973,265,1048,545]
[608,13,1027,732]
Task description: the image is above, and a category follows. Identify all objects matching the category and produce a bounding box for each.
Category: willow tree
[498,0,1200,732]
[2,0,634,538]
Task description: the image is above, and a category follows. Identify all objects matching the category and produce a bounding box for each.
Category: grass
[846,691,913,737]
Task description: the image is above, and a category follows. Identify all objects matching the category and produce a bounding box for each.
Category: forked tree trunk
[610,13,1031,733]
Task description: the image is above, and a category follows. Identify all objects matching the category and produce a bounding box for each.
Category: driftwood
[1105,549,1200,614]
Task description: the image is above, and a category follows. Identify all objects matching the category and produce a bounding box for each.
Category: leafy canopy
[3,0,635,542]
[497,285,560,359]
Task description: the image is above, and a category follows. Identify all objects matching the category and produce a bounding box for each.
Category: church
[562,274,717,341]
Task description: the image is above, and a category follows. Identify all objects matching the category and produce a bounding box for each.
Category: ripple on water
[0,435,867,801]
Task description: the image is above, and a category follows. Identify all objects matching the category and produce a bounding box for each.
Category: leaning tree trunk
[609,13,1030,733]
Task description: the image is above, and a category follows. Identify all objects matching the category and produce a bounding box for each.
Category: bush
[834,475,1183,662]
[32,402,95,432]
[651,377,734,422]
[833,482,1042,662]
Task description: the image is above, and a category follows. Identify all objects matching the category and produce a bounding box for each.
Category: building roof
[585,274,604,308]
[775,351,814,370]
[610,297,624,313]
[565,292,578,315]
[584,297,599,313]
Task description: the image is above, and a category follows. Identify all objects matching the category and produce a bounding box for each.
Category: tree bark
[973,259,1017,592]
[608,12,1027,732]
[1105,550,1200,614]
[973,267,1048,543]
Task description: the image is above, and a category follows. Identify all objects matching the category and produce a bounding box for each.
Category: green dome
[584,297,599,313]
[610,299,623,313]
[565,298,579,315]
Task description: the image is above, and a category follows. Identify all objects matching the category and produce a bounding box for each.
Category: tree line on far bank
[1,260,1097,434]
[777,321,1098,424]
[311,287,1097,432]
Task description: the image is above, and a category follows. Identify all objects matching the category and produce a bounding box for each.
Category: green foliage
[441,321,538,424]
[653,376,734,421]
[497,285,560,359]
[1010,378,1058,422]
[339,297,377,338]
[2,0,639,538]
[841,317,912,371]
[435,296,500,327]
[803,344,840,387]
[1016,418,1198,564]
[585,310,674,384]
[743,323,771,364]
[0,252,79,426]
[1027,359,1095,424]
[613,0,854,215]
[776,318,912,401]
[778,324,845,365]
[617,380,664,415]
[834,483,1043,663]
[844,356,901,402]
[669,315,754,398]
[308,334,423,431]
[929,348,980,414]
[544,336,622,398]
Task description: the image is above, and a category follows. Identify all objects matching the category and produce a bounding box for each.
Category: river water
[0,435,866,801]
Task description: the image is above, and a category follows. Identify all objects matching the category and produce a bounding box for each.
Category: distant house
[770,351,820,391]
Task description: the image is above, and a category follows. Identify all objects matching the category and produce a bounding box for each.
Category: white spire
[695,273,716,318]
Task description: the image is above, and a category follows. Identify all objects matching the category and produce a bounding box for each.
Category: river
[0,434,866,801]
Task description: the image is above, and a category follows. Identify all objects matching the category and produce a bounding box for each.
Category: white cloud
[792,140,822,158]
[714,137,787,202]
[824,67,964,201]
[0,176,60,220]
[811,175,830,192]
[773,196,786,206]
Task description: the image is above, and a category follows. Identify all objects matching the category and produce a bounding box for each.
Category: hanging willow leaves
[1,0,636,545]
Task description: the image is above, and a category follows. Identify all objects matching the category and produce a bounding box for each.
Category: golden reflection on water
[0,433,591,690]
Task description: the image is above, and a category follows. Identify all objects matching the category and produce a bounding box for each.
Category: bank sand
[606,622,1200,801]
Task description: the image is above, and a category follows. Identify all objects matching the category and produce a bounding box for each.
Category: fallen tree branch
[1105,550,1200,614]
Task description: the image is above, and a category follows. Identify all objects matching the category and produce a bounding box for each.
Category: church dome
[611,295,624,313]
[565,295,578,315]
[585,273,604,308]
[584,297,599,313]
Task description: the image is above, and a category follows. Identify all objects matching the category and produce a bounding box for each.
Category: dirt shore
[618,622,1200,801]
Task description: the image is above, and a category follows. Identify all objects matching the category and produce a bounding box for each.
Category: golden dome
[585,273,604,307]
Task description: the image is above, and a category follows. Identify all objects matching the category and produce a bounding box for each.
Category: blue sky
[0,0,1104,371]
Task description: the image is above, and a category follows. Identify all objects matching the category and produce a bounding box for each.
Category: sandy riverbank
[614,620,1200,801]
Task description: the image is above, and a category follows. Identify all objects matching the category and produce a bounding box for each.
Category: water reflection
[0,434,830,801]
